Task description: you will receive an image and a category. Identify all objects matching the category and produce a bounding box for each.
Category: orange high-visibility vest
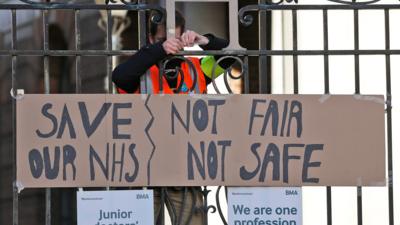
[117,57,207,94]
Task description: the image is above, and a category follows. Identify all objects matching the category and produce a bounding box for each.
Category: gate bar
[139,0,148,94]
[106,9,113,93]
[2,49,400,56]
[322,8,332,225]
[11,8,19,225]
[384,8,394,225]
[75,9,82,93]
[291,9,298,94]
[258,0,268,93]
[42,8,52,225]
[4,3,400,10]
[244,56,250,94]
[353,6,363,225]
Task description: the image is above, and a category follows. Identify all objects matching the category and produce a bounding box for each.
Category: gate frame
[1,0,397,225]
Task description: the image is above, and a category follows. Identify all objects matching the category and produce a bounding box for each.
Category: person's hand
[181,30,209,47]
[162,37,184,55]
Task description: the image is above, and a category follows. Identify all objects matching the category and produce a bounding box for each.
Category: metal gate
[0,0,397,224]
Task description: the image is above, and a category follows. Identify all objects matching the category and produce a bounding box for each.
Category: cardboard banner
[17,94,385,188]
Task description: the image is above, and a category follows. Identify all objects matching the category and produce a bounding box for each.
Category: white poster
[77,190,154,225]
[228,187,302,225]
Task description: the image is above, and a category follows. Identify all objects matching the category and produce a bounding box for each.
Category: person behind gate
[112,10,231,225]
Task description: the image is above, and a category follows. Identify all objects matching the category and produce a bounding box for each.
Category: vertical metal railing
[138,0,148,94]
[322,8,332,225]
[11,8,18,225]
[106,9,113,93]
[352,6,363,225]
[42,7,52,225]
[384,8,394,225]
[291,9,298,95]
[258,0,268,93]
[243,56,250,94]
[75,9,82,93]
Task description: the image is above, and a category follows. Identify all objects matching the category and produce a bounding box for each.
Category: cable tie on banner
[353,94,386,105]
[10,88,25,100]
[15,181,25,194]
[78,188,84,192]
[189,92,200,98]
[356,177,363,186]
[385,98,392,113]
[318,94,331,103]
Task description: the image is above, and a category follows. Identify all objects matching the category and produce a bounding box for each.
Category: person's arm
[112,42,167,93]
[200,34,228,51]
[199,34,235,85]
[112,38,183,93]
[200,33,234,69]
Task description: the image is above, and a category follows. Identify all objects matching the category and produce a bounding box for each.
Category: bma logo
[136,194,149,199]
[285,190,299,196]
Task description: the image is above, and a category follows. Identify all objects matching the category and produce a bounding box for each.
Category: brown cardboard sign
[16,94,386,188]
